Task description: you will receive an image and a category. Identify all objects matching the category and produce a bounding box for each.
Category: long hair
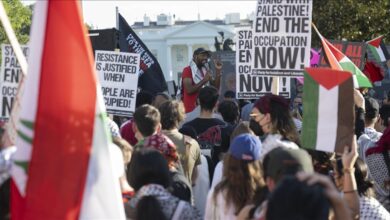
[354,158,375,197]
[213,154,265,214]
[254,94,300,145]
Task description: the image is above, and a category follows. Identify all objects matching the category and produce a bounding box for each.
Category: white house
[132,13,252,83]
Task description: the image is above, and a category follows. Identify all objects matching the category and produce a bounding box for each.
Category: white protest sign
[236,28,290,99]
[0,44,29,119]
[95,50,140,117]
[252,0,312,77]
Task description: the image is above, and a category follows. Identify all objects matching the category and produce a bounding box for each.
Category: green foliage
[312,0,390,47]
[0,0,32,45]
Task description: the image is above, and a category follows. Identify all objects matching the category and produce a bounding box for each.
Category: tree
[312,0,390,46]
[0,0,32,45]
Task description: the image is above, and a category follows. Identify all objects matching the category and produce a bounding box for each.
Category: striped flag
[10,1,125,219]
[366,35,390,63]
[301,68,354,153]
[322,39,372,88]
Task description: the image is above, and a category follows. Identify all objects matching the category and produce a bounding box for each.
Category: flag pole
[116,6,119,30]
[311,22,322,39]
[0,2,28,147]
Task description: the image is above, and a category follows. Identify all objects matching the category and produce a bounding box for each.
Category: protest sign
[251,0,312,77]
[210,51,236,99]
[236,28,290,99]
[95,50,140,117]
[0,44,29,120]
[319,40,366,70]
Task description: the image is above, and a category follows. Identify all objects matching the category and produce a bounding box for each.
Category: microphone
[204,62,210,71]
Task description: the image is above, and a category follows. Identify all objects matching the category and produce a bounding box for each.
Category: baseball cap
[229,134,262,161]
[193,47,211,57]
[365,97,379,119]
[264,147,313,182]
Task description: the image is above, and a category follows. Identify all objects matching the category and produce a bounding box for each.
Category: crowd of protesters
[1,47,390,220]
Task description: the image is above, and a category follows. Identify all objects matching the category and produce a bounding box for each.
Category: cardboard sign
[251,0,313,77]
[210,51,236,99]
[0,44,29,120]
[95,50,140,116]
[236,28,291,99]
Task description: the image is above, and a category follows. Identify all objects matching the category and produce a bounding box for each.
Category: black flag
[118,14,167,95]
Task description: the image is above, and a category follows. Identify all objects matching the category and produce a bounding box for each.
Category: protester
[333,158,390,219]
[132,104,161,150]
[205,134,265,219]
[181,48,222,113]
[223,90,235,101]
[218,100,240,127]
[331,137,361,219]
[211,121,254,188]
[182,86,226,169]
[120,91,154,145]
[113,137,134,202]
[239,147,316,219]
[357,97,382,161]
[365,126,390,211]
[152,92,171,109]
[240,101,254,122]
[0,178,10,220]
[143,133,192,202]
[266,176,331,220]
[126,148,201,219]
[159,100,201,185]
[250,94,301,159]
[290,95,303,133]
[354,89,366,138]
[377,104,390,132]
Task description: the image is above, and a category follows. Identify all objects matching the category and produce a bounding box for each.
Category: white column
[187,44,193,63]
[167,45,173,81]
[208,44,214,51]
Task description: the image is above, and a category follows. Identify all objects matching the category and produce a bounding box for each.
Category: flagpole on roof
[116,6,119,30]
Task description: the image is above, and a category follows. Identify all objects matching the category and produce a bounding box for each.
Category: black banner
[118,14,167,95]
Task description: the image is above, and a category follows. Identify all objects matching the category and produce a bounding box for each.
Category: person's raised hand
[342,135,358,170]
[213,57,223,71]
[203,72,212,82]
[353,89,365,110]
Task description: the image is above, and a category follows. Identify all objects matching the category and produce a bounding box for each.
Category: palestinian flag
[301,68,354,153]
[322,39,372,88]
[10,1,125,219]
[367,35,390,63]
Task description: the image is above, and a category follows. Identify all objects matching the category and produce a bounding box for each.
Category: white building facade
[132,13,252,84]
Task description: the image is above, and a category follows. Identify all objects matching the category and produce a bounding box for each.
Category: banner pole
[116,6,119,30]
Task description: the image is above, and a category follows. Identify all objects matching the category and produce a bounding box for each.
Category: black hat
[193,47,211,56]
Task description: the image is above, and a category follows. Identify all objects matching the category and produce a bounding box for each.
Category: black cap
[193,47,211,56]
